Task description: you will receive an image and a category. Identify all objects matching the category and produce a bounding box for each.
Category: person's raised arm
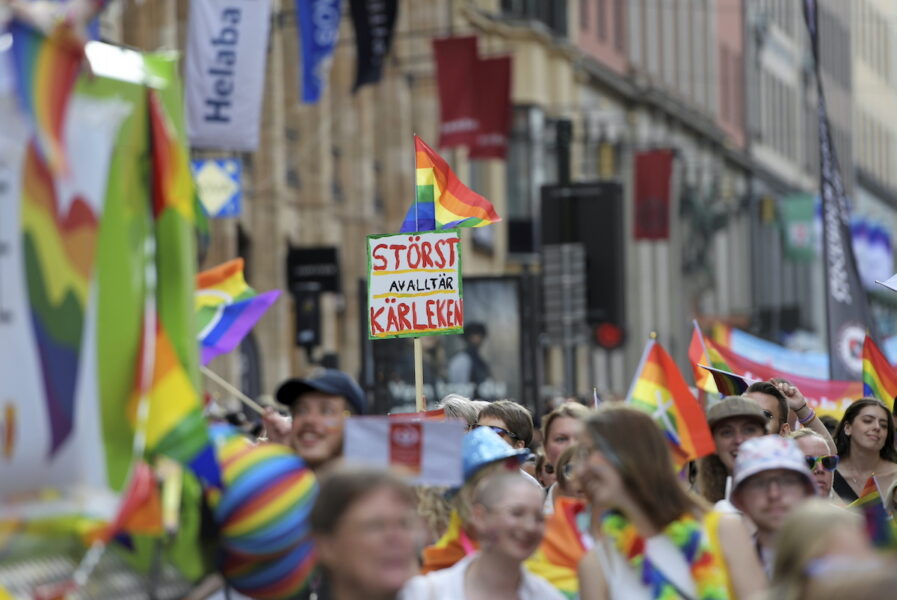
[771,378,836,454]
[717,513,767,599]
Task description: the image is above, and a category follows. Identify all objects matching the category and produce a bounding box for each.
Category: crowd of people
[254,368,897,600]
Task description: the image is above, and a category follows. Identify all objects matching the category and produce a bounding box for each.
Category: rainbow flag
[196,259,280,365]
[700,364,753,396]
[689,323,718,395]
[88,462,163,544]
[8,20,84,175]
[525,498,589,599]
[149,90,194,221]
[863,336,897,409]
[399,136,501,232]
[626,340,716,469]
[849,477,897,549]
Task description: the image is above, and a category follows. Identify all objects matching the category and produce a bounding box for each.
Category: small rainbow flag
[88,462,163,544]
[689,323,718,395]
[849,476,897,549]
[399,136,502,232]
[525,498,589,599]
[196,259,280,365]
[626,339,716,469]
[8,20,84,175]
[700,364,754,396]
[863,336,897,409]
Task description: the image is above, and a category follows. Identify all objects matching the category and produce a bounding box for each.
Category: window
[720,46,730,122]
[580,0,588,31]
[598,0,607,41]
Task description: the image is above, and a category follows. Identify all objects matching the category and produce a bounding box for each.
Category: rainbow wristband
[798,408,816,425]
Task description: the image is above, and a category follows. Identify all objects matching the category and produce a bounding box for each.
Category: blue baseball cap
[462,426,529,482]
[276,369,367,415]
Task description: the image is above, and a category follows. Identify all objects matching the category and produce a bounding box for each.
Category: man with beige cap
[696,395,770,512]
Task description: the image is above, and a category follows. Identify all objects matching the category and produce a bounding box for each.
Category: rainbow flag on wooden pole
[862,336,897,409]
[399,136,501,233]
[626,338,716,469]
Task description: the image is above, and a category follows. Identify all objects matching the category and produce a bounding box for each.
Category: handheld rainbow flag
[88,462,163,545]
[689,323,718,395]
[863,336,897,409]
[8,19,85,175]
[196,258,280,365]
[848,476,897,549]
[626,339,716,469]
[699,364,756,396]
[399,136,502,233]
[525,498,589,599]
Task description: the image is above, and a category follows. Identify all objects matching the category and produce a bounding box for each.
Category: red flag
[469,55,512,159]
[634,149,674,240]
[433,36,479,148]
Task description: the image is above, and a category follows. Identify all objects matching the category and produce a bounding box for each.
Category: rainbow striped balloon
[223,539,317,600]
[212,431,318,557]
[8,20,84,175]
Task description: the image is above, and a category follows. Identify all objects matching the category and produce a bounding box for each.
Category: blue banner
[297,0,343,103]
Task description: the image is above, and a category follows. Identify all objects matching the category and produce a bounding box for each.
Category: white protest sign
[367,230,463,339]
[185,0,271,151]
[343,416,465,487]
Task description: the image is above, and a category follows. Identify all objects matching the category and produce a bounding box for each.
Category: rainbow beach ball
[213,435,318,557]
[222,538,317,600]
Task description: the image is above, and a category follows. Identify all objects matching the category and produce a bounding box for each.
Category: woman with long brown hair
[832,397,897,503]
[576,406,765,600]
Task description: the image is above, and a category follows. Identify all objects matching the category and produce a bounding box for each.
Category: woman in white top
[402,471,564,600]
[576,407,766,600]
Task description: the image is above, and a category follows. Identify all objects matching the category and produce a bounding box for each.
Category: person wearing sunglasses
[790,429,839,500]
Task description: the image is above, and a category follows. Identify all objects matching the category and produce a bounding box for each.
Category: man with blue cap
[263,369,367,471]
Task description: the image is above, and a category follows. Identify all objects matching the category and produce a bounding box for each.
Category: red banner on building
[469,55,512,159]
[634,149,674,240]
[433,36,479,148]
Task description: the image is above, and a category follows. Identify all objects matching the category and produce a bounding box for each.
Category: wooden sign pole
[413,337,425,412]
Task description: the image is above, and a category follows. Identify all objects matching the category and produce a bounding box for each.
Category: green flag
[778,194,816,261]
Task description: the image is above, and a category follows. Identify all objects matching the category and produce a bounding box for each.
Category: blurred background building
[99,0,897,416]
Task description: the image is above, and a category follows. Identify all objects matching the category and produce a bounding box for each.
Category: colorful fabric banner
[296,0,342,103]
[7,19,84,175]
[469,55,512,160]
[877,273,897,293]
[1,76,129,500]
[433,36,479,149]
[349,0,398,91]
[778,193,816,261]
[625,340,716,469]
[851,217,894,291]
[196,258,281,365]
[633,149,674,240]
[709,341,861,418]
[712,323,830,380]
[399,136,501,233]
[185,0,272,151]
[863,336,897,409]
[803,0,873,381]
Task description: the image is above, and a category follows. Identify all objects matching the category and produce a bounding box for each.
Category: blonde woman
[768,499,877,600]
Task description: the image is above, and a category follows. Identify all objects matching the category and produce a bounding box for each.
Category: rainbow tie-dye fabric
[8,20,84,175]
[399,136,501,232]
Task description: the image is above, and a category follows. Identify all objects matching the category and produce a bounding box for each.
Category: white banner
[343,417,465,487]
[185,0,271,151]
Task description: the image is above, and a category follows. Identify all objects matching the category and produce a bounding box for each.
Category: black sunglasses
[804,455,839,471]
[475,424,520,440]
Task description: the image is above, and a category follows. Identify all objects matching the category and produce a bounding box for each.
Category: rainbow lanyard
[599,511,728,600]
